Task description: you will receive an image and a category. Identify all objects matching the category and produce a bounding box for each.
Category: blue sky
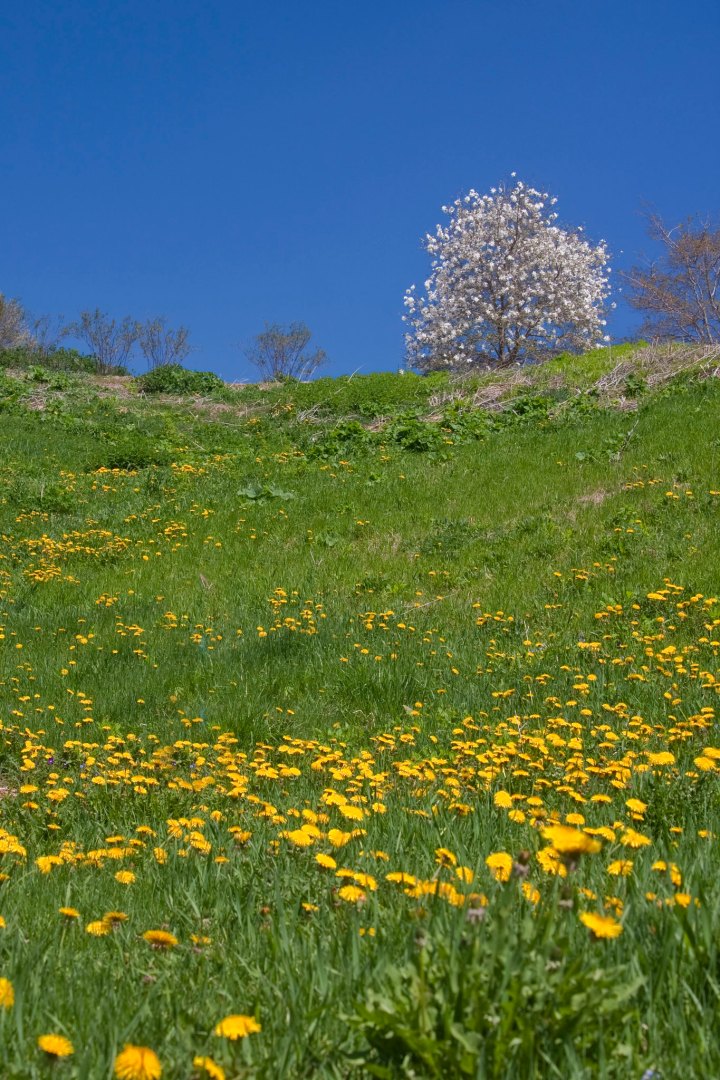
[2,0,718,378]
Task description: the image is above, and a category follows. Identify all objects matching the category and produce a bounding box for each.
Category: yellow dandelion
[522,882,541,905]
[607,860,634,877]
[115,871,136,885]
[282,829,315,848]
[104,911,129,926]
[434,847,457,867]
[38,1033,74,1058]
[493,790,513,809]
[485,852,512,882]
[58,907,80,919]
[579,911,623,939]
[542,824,601,857]
[338,884,367,903]
[193,1057,225,1080]
[646,751,675,766]
[314,853,337,870]
[327,829,352,848]
[86,920,110,937]
[620,828,651,849]
[536,847,567,877]
[213,1014,262,1039]
[142,929,178,949]
[0,978,14,1008]
[114,1044,163,1080]
[385,871,417,886]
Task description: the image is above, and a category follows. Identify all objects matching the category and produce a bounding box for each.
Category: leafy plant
[136,364,224,395]
[352,910,644,1078]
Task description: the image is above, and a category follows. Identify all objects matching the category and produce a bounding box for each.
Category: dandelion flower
[542,824,601,857]
[213,1014,261,1039]
[104,911,129,926]
[115,871,136,885]
[38,1033,74,1058]
[607,860,633,877]
[58,907,80,919]
[86,920,110,936]
[579,911,623,939]
[485,852,512,882]
[434,848,457,867]
[142,929,178,949]
[338,884,367,903]
[114,1043,163,1079]
[0,978,14,1008]
[620,828,651,849]
[193,1057,225,1080]
[315,853,336,870]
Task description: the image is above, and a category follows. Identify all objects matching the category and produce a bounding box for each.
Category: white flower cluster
[403,179,612,368]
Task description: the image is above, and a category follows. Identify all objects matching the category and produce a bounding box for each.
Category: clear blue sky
[2,0,718,378]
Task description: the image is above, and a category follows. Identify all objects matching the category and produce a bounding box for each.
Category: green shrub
[136,365,224,395]
[88,433,174,471]
[0,346,122,375]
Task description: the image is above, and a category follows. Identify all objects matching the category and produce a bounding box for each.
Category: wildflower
[536,847,567,877]
[142,929,178,949]
[493,790,513,809]
[607,860,633,877]
[38,1033,74,1058]
[327,829,352,848]
[213,1014,262,1039]
[620,828,652,849]
[435,848,457,867]
[86,920,110,936]
[385,872,417,886]
[338,884,367,903]
[115,871,136,885]
[104,911,129,926]
[522,882,541,904]
[282,828,315,848]
[58,907,81,919]
[579,912,623,939]
[646,751,675,766]
[485,852,512,882]
[542,824,601,857]
[0,978,14,1008]
[114,1044,163,1079]
[315,853,337,870]
[193,1058,225,1080]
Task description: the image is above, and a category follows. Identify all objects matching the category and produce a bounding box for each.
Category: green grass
[0,353,718,1077]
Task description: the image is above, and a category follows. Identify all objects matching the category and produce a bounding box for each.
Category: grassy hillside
[0,346,719,1077]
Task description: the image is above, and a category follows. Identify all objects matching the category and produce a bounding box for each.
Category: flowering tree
[403,178,612,369]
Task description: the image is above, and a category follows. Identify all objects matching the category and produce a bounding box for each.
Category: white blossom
[403,179,612,369]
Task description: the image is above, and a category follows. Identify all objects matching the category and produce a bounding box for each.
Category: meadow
[0,347,719,1077]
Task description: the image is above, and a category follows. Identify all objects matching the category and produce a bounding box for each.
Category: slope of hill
[0,345,719,1077]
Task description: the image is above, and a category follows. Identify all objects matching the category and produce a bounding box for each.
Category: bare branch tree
[0,293,32,351]
[30,313,66,358]
[137,317,192,370]
[66,309,140,374]
[244,322,326,381]
[623,211,720,343]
